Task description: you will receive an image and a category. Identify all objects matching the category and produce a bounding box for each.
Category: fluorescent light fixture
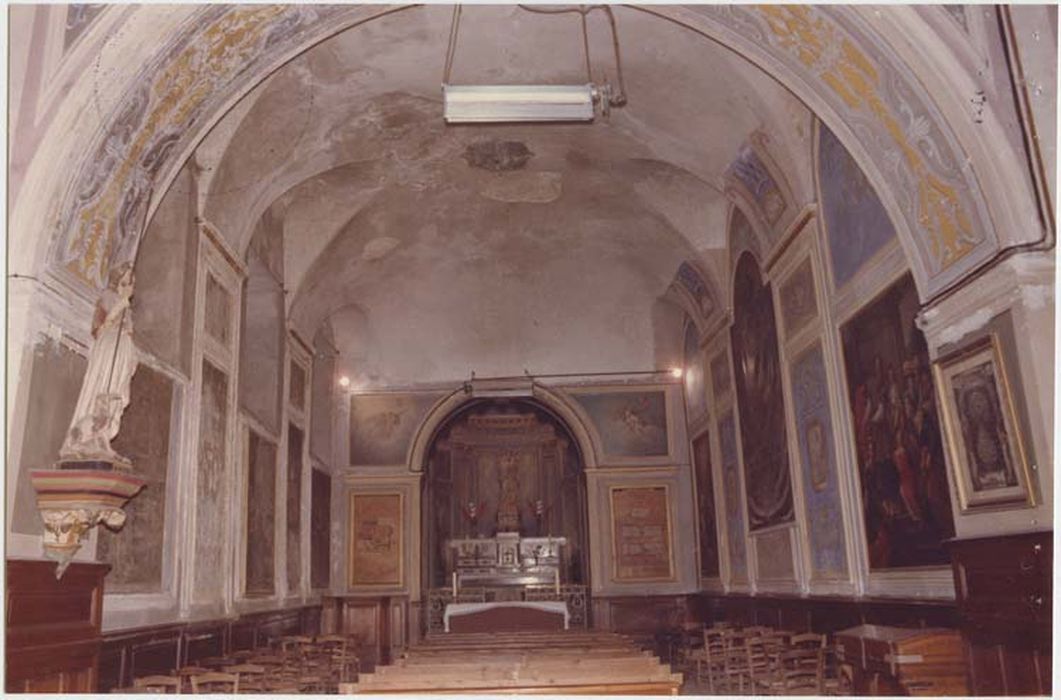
[443,84,596,123]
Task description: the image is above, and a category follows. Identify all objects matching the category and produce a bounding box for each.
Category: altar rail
[426,585,587,634]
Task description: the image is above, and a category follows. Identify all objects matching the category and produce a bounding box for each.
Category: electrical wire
[443,4,463,85]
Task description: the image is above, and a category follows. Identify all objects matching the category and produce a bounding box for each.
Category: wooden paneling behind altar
[423,402,588,590]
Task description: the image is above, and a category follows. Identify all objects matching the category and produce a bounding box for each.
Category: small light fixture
[670,367,684,379]
[338,375,351,388]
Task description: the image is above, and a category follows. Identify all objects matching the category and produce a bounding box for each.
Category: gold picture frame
[934,334,1035,512]
[348,492,404,587]
[609,485,675,582]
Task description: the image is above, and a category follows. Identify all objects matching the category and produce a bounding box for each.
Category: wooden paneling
[949,531,1052,695]
[6,560,109,693]
[97,604,320,692]
[691,592,958,634]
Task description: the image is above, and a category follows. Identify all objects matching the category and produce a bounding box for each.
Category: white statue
[59,262,138,465]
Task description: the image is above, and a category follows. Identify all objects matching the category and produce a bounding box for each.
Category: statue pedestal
[30,466,145,578]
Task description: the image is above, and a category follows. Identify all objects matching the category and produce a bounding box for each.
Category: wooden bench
[351,631,681,695]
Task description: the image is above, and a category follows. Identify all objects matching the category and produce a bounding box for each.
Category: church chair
[773,646,824,695]
[789,631,826,650]
[746,634,781,695]
[175,666,210,693]
[223,664,266,693]
[691,626,727,693]
[131,675,181,693]
[720,630,753,694]
[189,671,240,694]
[199,655,237,670]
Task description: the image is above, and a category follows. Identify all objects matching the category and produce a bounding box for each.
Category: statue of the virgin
[59,262,138,466]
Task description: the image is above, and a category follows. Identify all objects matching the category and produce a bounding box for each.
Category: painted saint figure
[59,263,138,465]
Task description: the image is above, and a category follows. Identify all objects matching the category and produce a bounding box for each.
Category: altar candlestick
[452,572,458,597]
[554,568,560,596]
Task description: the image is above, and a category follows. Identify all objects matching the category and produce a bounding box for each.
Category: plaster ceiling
[192,4,813,388]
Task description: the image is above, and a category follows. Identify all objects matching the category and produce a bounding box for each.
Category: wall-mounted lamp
[669,367,684,379]
[337,375,351,388]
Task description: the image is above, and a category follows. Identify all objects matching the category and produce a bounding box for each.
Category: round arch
[406,383,600,473]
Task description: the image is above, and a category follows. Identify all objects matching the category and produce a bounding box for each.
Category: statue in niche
[496,451,521,532]
[59,262,138,467]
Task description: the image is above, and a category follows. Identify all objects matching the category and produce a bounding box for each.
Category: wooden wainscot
[834,624,967,696]
[6,559,109,692]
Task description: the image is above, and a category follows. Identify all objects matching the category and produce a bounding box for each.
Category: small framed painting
[934,335,1034,511]
[609,485,675,582]
[348,492,404,586]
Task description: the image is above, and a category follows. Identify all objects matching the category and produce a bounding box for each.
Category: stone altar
[447,534,567,587]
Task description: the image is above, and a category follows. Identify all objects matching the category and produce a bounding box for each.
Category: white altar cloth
[443,601,569,632]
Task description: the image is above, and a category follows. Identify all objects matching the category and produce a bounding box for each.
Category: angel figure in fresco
[60,262,138,465]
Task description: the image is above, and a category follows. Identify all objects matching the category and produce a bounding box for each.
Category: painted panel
[286,424,303,593]
[790,343,848,578]
[289,360,306,411]
[731,255,794,530]
[729,207,762,270]
[610,486,674,582]
[755,529,794,580]
[245,430,276,596]
[726,142,787,226]
[692,431,720,578]
[310,468,331,589]
[677,261,716,319]
[349,393,442,465]
[204,273,231,346]
[349,492,403,586]
[194,360,228,602]
[841,275,955,569]
[709,350,732,401]
[818,123,897,288]
[574,391,668,458]
[683,323,707,423]
[779,259,819,340]
[719,411,747,582]
[99,365,173,592]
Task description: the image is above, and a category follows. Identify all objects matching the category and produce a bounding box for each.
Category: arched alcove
[418,398,591,597]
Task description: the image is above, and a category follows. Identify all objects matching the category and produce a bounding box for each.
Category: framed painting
[934,335,1034,511]
[348,492,403,587]
[609,485,675,582]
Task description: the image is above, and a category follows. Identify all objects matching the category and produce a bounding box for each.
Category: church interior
[5,4,1057,696]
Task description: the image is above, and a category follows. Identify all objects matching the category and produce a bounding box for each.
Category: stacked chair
[114,633,361,694]
[683,622,845,695]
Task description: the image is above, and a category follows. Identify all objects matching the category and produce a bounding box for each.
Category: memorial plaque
[610,485,674,582]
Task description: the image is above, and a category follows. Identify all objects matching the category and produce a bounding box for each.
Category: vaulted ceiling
[191,5,813,387]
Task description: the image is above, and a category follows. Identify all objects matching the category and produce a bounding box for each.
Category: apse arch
[407,384,600,473]
[26,3,1025,310]
[413,393,595,599]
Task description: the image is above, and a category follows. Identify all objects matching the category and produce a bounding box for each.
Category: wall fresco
[287,423,304,593]
[676,261,715,319]
[710,349,732,401]
[718,410,747,582]
[683,322,707,424]
[692,430,720,578]
[349,392,442,466]
[818,123,897,288]
[194,360,228,603]
[99,364,173,592]
[726,142,787,226]
[310,467,331,589]
[779,258,818,339]
[790,343,848,578]
[574,391,669,458]
[245,430,276,596]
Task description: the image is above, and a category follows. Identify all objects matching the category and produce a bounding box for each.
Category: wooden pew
[351,630,682,695]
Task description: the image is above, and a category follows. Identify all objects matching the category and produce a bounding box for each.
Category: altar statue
[59,263,138,466]
[496,451,521,532]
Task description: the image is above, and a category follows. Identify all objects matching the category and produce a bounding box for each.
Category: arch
[407,384,600,473]
[24,4,1020,307]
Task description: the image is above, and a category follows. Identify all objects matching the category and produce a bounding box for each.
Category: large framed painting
[730,252,794,530]
[348,492,403,587]
[934,334,1034,511]
[609,485,674,582]
[841,274,955,569]
[691,430,720,578]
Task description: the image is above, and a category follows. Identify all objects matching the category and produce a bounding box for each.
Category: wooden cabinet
[6,559,109,692]
[834,624,967,695]
[949,531,1052,695]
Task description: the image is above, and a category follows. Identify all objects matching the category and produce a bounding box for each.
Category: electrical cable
[443,4,463,85]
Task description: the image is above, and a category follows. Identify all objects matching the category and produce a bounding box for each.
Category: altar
[444,601,570,632]
[447,533,568,589]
